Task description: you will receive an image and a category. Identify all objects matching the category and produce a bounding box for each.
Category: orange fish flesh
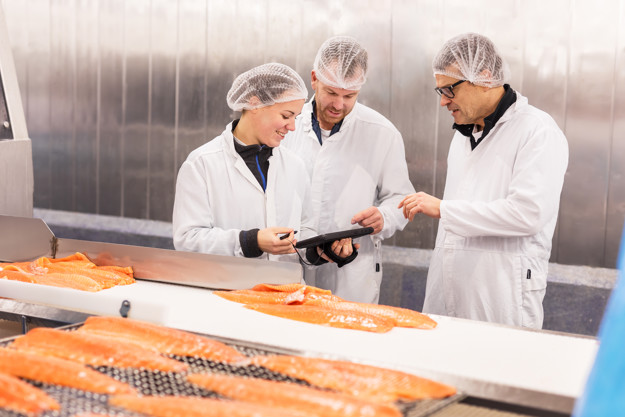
[251,283,332,294]
[246,355,457,402]
[0,252,134,291]
[187,372,402,417]
[244,303,395,333]
[303,298,437,329]
[0,372,60,414]
[110,395,314,417]
[0,347,135,394]
[11,327,188,373]
[214,289,296,304]
[77,316,246,362]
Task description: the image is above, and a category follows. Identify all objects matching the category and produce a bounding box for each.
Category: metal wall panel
[74,0,99,213]
[24,0,52,209]
[3,0,625,269]
[97,0,125,216]
[122,0,151,219]
[148,0,177,221]
[558,1,617,266]
[176,0,208,175]
[606,0,625,267]
[49,0,75,212]
[392,0,442,248]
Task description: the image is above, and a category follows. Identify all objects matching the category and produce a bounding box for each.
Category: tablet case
[295,227,374,249]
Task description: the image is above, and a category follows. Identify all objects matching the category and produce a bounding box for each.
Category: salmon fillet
[244,304,395,333]
[0,252,134,291]
[213,289,303,304]
[109,395,314,417]
[0,347,135,394]
[187,372,402,417]
[77,316,246,362]
[303,298,437,329]
[0,372,60,414]
[251,283,332,294]
[11,327,188,373]
[246,355,457,402]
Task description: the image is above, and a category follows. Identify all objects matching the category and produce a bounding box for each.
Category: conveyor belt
[0,324,463,417]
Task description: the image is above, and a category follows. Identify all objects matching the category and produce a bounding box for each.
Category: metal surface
[2,0,625,268]
[0,2,32,217]
[0,214,302,290]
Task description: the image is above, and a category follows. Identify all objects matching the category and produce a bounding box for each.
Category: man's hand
[398,192,441,221]
[351,206,384,234]
[257,227,296,255]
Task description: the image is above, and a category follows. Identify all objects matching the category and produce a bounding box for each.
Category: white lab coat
[172,123,314,263]
[424,93,569,328]
[282,100,414,303]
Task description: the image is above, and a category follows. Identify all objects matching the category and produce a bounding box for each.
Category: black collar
[311,100,343,145]
[453,84,517,150]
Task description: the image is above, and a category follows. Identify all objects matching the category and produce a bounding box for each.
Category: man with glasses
[399,33,569,329]
[282,36,414,304]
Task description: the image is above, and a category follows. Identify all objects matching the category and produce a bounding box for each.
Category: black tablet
[295,227,374,249]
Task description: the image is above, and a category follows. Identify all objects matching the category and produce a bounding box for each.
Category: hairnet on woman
[172,62,355,265]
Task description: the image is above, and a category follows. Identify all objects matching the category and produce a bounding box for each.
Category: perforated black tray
[0,324,463,417]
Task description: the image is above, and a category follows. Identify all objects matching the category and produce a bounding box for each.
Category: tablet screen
[295,227,374,249]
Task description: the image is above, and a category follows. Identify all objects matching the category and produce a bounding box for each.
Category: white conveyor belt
[0,279,597,413]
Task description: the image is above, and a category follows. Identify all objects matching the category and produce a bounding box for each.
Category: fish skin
[77,316,246,363]
[109,395,315,417]
[0,347,135,395]
[244,304,395,333]
[11,327,188,373]
[187,372,402,417]
[246,355,457,402]
[0,372,60,414]
[303,298,437,329]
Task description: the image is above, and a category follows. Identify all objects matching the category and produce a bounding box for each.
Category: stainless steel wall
[3,0,624,268]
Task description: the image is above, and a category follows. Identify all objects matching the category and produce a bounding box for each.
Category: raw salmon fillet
[246,355,457,402]
[303,298,437,329]
[0,252,134,291]
[251,283,332,294]
[0,372,60,414]
[213,289,297,304]
[0,347,135,394]
[244,303,395,333]
[11,327,188,373]
[110,395,314,417]
[77,316,246,362]
[187,372,402,417]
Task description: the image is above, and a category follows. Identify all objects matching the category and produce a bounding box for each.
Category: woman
[173,63,354,264]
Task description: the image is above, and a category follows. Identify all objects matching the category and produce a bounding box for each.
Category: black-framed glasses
[434,79,466,99]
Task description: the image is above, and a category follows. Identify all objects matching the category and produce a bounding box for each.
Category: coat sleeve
[376,129,415,240]
[440,124,569,238]
[172,158,245,256]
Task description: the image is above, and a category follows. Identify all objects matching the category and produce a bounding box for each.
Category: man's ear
[311,70,318,88]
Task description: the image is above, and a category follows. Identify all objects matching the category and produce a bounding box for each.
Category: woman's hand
[317,238,360,262]
[257,227,297,255]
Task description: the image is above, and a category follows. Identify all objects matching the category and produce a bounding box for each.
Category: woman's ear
[248,96,262,111]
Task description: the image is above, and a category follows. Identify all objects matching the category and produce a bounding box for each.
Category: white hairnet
[432,33,510,87]
[227,63,308,112]
[313,36,368,91]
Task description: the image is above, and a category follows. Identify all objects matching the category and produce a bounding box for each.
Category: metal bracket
[119,300,131,318]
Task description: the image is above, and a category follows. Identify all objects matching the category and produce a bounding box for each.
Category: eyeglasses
[434,80,466,99]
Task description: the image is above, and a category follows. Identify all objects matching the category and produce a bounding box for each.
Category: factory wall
[3,0,625,269]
